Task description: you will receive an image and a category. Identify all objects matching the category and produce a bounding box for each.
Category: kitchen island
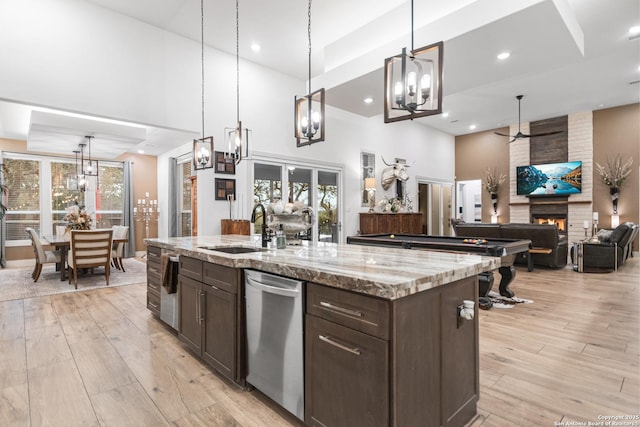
[146,235,500,427]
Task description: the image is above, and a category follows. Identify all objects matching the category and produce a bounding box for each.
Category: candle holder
[134,192,159,240]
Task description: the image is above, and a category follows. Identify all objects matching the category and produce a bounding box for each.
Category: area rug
[486,290,534,309]
[0,258,147,302]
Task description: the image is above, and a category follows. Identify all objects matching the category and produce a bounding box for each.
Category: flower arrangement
[595,154,633,190]
[483,167,506,196]
[63,205,92,231]
[595,154,633,215]
[378,196,403,213]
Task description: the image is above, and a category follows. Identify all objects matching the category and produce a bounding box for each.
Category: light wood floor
[0,257,638,426]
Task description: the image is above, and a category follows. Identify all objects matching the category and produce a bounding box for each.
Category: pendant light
[193,0,214,171]
[225,0,250,165]
[83,135,98,176]
[384,0,443,123]
[295,0,325,147]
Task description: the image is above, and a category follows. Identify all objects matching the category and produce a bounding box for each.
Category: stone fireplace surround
[509,112,594,250]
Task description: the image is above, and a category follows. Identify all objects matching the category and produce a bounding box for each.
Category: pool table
[347,233,532,298]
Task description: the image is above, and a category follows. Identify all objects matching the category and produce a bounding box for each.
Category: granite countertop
[145,235,500,300]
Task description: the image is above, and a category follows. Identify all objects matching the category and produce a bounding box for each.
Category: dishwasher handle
[246,276,300,298]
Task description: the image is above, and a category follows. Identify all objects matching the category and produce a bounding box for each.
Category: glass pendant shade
[193,136,214,170]
[295,88,325,147]
[384,41,443,123]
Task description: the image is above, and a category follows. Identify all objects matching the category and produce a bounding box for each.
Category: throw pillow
[596,229,613,242]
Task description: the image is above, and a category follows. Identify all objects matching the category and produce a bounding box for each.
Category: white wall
[1,0,455,241]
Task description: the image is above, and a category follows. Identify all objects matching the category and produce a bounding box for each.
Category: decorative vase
[610,187,619,214]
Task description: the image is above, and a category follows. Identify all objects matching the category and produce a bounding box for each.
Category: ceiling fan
[494,95,563,142]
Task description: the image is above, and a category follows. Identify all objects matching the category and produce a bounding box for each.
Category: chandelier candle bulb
[583,220,589,229]
[593,212,599,221]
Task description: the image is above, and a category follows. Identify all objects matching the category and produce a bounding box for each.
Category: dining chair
[25,227,61,282]
[68,229,113,289]
[111,225,129,272]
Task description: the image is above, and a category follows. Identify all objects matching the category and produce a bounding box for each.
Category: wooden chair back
[69,229,113,288]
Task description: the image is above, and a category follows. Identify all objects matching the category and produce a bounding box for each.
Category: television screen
[516,161,582,196]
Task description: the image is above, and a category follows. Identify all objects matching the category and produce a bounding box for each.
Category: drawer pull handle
[320,301,362,317]
[319,335,361,356]
[148,302,159,309]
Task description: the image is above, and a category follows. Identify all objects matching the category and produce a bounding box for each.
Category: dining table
[43,232,128,281]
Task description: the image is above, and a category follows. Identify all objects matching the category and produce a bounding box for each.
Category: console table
[359,212,422,234]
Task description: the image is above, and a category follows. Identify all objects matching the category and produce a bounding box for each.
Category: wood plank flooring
[0,257,638,426]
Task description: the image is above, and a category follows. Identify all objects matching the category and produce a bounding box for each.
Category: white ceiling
[1,0,638,159]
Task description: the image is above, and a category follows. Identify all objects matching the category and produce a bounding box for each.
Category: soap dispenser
[276,224,286,249]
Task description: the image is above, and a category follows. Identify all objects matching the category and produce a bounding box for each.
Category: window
[253,160,341,243]
[95,162,124,228]
[179,160,192,237]
[2,153,124,243]
[3,157,40,240]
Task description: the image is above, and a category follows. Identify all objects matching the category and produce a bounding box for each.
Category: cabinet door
[441,278,478,426]
[202,284,237,381]
[359,213,377,234]
[305,315,389,427]
[178,275,202,354]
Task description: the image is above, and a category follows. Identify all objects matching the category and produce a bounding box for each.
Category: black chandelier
[193,0,214,171]
[294,0,325,147]
[384,0,443,123]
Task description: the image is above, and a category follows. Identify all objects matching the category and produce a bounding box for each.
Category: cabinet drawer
[202,262,238,294]
[307,283,389,340]
[147,246,161,263]
[180,256,203,281]
[147,290,160,315]
[147,278,161,294]
[305,314,389,427]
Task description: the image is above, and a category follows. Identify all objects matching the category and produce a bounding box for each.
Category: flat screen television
[516,161,582,196]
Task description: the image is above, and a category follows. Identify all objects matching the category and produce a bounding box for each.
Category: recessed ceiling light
[364,97,373,104]
[137,149,144,154]
[251,42,261,52]
[469,124,477,130]
[630,26,640,35]
[497,52,510,60]
[596,103,605,108]
[442,112,449,118]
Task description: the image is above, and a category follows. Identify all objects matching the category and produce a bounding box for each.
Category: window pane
[51,160,80,233]
[3,158,40,239]
[180,161,192,237]
[95,163,124,228]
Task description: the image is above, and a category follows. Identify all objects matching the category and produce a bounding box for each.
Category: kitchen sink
[199,246,263,254]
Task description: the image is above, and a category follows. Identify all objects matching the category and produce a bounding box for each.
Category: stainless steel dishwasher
[244,269,304,421]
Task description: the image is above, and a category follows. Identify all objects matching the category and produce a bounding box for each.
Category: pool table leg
[497,266,515,298]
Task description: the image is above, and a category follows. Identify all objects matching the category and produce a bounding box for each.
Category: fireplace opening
[532,214,567,233]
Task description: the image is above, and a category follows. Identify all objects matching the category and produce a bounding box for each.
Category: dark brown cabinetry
[359,213,422,234]
[305,277,478,427]
[146,246,161,316]
[178,256,241,384]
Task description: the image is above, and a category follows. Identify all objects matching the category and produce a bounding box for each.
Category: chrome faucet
[250,203,270,247]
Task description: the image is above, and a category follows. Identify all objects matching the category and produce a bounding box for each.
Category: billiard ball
[390,234,395,239]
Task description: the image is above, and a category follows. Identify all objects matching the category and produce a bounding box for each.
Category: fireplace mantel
[509,200,591,206]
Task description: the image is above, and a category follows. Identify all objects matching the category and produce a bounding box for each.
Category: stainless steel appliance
[244,269,304,421]
[160,254,179,330]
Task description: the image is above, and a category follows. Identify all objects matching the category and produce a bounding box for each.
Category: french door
[253,159,342,243]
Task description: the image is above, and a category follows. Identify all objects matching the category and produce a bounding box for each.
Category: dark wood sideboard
[359,212,422,234]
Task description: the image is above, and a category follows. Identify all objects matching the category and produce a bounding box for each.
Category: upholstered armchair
[26,228,61,282]
[571,222,635,272]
